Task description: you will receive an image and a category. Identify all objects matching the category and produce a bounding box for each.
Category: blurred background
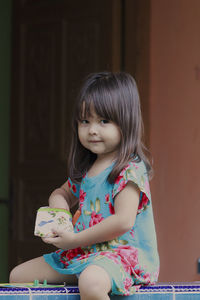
[0,0,200,283]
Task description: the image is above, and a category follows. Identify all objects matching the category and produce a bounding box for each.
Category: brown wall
[150,0,200,281]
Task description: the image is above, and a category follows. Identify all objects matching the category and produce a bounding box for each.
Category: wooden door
[9,0,150,272]
[9,0,121,270]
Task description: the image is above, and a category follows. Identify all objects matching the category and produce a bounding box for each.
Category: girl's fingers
[42,236,60,244]
[51,227,64,237]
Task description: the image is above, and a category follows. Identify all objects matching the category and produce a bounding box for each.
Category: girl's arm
[44,182,140,249]
[48,182,79,211]
[75,182,139,247]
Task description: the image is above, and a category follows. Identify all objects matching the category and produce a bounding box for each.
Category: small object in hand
[34,206,73,238]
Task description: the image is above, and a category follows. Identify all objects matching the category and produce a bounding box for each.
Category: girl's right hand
[42,228,78,250]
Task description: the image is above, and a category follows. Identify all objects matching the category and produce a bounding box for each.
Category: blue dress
[44,160,159,296]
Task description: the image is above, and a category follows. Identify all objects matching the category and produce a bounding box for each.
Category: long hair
[68,71,152,183]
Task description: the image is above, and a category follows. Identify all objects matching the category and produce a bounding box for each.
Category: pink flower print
[130,229,134,238]
[55,249,62,254]
[59,247,85,266]
[145,179,150,197]
[138,193,149,213]
[109,202,115,214]
[80,189,86,201]
[76,221,86,232]
[105,193,110,203]
[142,271,151,284]
[77,252,93,261]
[67,180,71,188]
[64,247,85,261]
[100,251,120,265]
[72,184,77,193]
[76,222,81,232]
[115,245,139,276]
[89,211,104,227]
[122,164,131,174]
[123,277,133,295]
[115,174,123,184]
[118,181,126,192]
[79,189,86,211]
[134,267,142,277]
[132,162,139,169]
[133,267,151,284]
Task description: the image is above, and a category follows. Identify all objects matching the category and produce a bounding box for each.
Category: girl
[10,72,159,299]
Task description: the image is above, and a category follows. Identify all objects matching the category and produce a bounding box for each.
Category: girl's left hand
[42,229,78,250]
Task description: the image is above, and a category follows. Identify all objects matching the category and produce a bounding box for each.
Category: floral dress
[44,160,159,296]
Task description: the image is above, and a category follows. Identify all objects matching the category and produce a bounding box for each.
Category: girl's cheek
[78,126,83,137]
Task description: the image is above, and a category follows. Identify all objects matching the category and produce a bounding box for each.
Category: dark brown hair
[68,71,152,183]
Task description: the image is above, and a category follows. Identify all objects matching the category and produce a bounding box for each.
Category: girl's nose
[89,123,98,135]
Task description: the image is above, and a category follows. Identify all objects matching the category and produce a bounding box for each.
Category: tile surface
[0,283,200,299]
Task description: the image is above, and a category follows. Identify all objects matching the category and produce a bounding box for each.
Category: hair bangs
[78,83,120,123]
[76,95,94,121]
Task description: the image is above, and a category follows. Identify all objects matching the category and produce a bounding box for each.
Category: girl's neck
[87,154,116,177]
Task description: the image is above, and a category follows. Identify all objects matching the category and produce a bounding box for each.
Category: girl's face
[78,104,121,161]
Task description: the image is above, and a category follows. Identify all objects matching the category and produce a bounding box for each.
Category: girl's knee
[9,265,21,283]
[9,261,31,283]
[78,265,111,297]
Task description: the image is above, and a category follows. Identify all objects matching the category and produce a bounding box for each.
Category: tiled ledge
[0,283,200,299]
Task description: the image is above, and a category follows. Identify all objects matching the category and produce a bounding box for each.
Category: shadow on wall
[150,0,200,283]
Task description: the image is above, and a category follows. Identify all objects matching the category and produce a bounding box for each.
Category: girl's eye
[80,120,89,124]
[100,119,109,124]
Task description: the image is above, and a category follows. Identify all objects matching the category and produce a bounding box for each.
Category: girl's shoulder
[112,159,151,213]
[116,159,148,181]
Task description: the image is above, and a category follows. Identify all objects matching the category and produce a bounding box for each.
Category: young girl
[10,72,159,299]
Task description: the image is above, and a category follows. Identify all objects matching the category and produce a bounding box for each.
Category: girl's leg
[9,256,78,285]
[78,265,111,300]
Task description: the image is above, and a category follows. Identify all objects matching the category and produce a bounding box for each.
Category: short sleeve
[67,178,80,198]
[112,161,151,214]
